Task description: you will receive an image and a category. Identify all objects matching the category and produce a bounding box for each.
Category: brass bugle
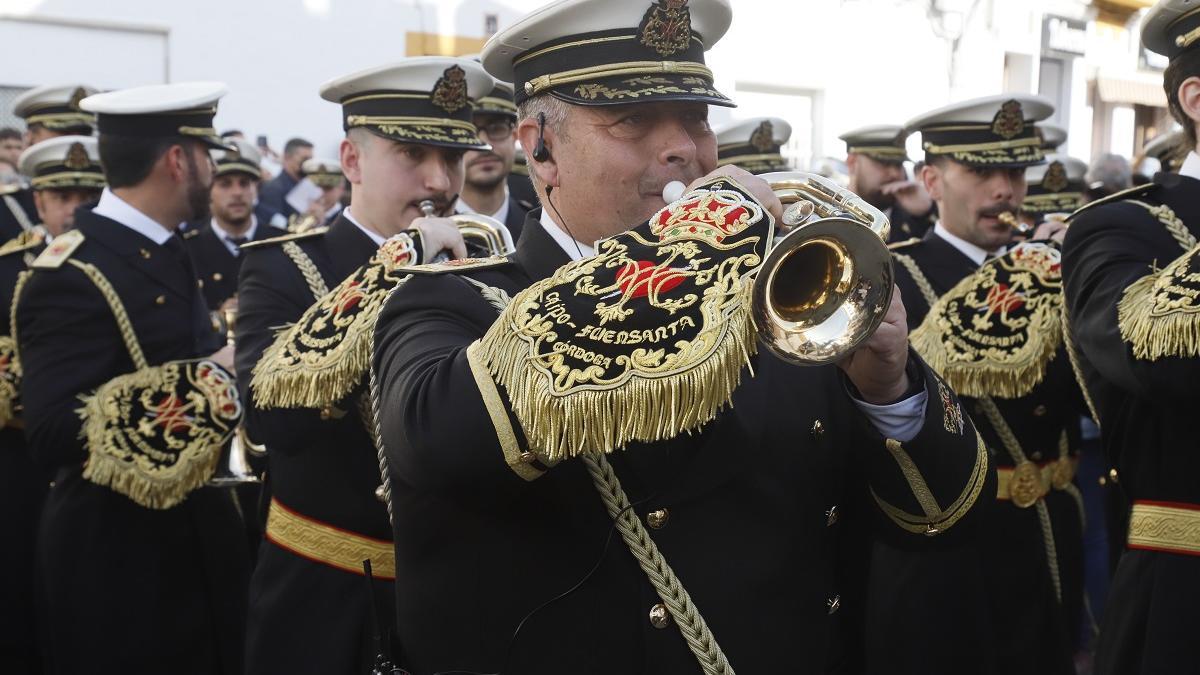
[750,172,895,366]
[419,199,515,259]
[998,211,1032,235]
[209,308,264,487]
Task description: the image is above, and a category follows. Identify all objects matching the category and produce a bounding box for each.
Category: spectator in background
[257,137,312,216]
[1085,153,1132,201]
[0,128,23,168]
[0,158,19,186]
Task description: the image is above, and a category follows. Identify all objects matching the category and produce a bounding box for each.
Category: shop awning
[1095,72,1168,107]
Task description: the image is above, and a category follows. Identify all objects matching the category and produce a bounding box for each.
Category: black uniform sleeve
[1062,202,1200,398]
[848,351,994,542]
[16,267,128,468]
[235,246,335,452]
[373,273,534,495]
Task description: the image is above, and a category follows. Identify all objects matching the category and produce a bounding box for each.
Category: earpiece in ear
[532,112,551,162]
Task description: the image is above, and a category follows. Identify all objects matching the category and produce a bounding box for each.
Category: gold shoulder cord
[281,241,329,300]
[65,259,148,368]
[898,251,1067,598]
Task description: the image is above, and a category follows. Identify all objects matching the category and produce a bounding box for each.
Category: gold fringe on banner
[79,360,241,509]
[476,178,770,461]
[0,336,18,428]
[251,234,418,409]
[910,242,1064,399]
[1117,242,1200,361]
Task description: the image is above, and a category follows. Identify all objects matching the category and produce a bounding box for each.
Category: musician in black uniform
[456,81,532,241]
[1061,2,1200,672]
[14,82,249,674]
[235,57,491,674]
[715,116,792,174]
[2,84,97,241]
[841,124,937,242]
[370,2,993,673]
[289,157,346,230]
[0,134,103,675]
[1019,154,1087,233]
[183,138,286,313]
[877,95,1085,675]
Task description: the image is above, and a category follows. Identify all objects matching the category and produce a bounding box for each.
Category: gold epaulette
[182,228,201,239]
[404,255,511,275]
[31,229,85,269]
[240,227,328,251]
[0,229,45,257]
[1066,183,1157,222]
[888,237,922,250]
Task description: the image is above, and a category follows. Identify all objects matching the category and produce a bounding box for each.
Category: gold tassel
[0,335,18,428]
[1117,259,1200,361]
[477,281,757,462]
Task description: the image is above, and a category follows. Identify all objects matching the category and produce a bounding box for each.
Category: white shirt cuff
[852,390,928,442]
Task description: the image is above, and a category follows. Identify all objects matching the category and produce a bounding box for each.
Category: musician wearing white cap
[840,124,936,243]
[714,116,792,174]
[457,81,534,241]
[182,138,287,313]
[370,1,992,673]
[294,157,346,229]
[234,57,491,674]
[1062,1,1200,672]
[878,96,1086,675]
[0,134,103,674]
[1,84,99,242]
[12,82,250,675]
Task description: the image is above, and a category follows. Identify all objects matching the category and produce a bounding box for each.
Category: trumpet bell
[749,172,895,366]
[450,214,516,257]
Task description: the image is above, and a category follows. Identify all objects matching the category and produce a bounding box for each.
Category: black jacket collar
[512,208,571,283]
[75,208,194,301]
[323,213,381,283]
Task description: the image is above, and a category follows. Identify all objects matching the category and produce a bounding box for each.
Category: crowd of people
[0,0,1198,674]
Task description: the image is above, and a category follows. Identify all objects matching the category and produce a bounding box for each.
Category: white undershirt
[539,208,596,260]
[456,184,510,224]
[341,207,385,247]
[92,188,173,245]
[933,222,1004,266]
[1180,151,1200,182]
[211,215,258,256]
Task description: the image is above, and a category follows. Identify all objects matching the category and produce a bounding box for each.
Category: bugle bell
[419,199,515,260]
[208,307,264,487]
[750,171,895,366]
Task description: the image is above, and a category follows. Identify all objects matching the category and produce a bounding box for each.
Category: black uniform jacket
[235,213,394,674]
[884,229,1086,675]
[1062,171,1200,675]
[14,207,248,674]
[372,208,995,675]
[183,220,286,310]
[887,202,936,243]
[0,233,46,673]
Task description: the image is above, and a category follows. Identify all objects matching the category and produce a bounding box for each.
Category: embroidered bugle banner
[79,360,241,509]
[252,234,418,409]
[1118,241,1200,361]
[477,176,772,461]
[910,241,1063,398]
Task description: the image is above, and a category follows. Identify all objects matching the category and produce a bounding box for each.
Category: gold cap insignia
[64,142,91,170]
[68,86,87,111]
[750,120,775,152]
[991,100,1025,140]
[638,0,692,57]
[1042,161,1068,193]
[225,146,241,162]
[431,65,469,114]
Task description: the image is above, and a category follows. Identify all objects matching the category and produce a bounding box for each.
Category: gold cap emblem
[638,0,692,57]
[431,65,469,114]
[991,100,1025,140]
[64,142,90,170]
[1042,161,1068,193]
[750,120,775,152]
